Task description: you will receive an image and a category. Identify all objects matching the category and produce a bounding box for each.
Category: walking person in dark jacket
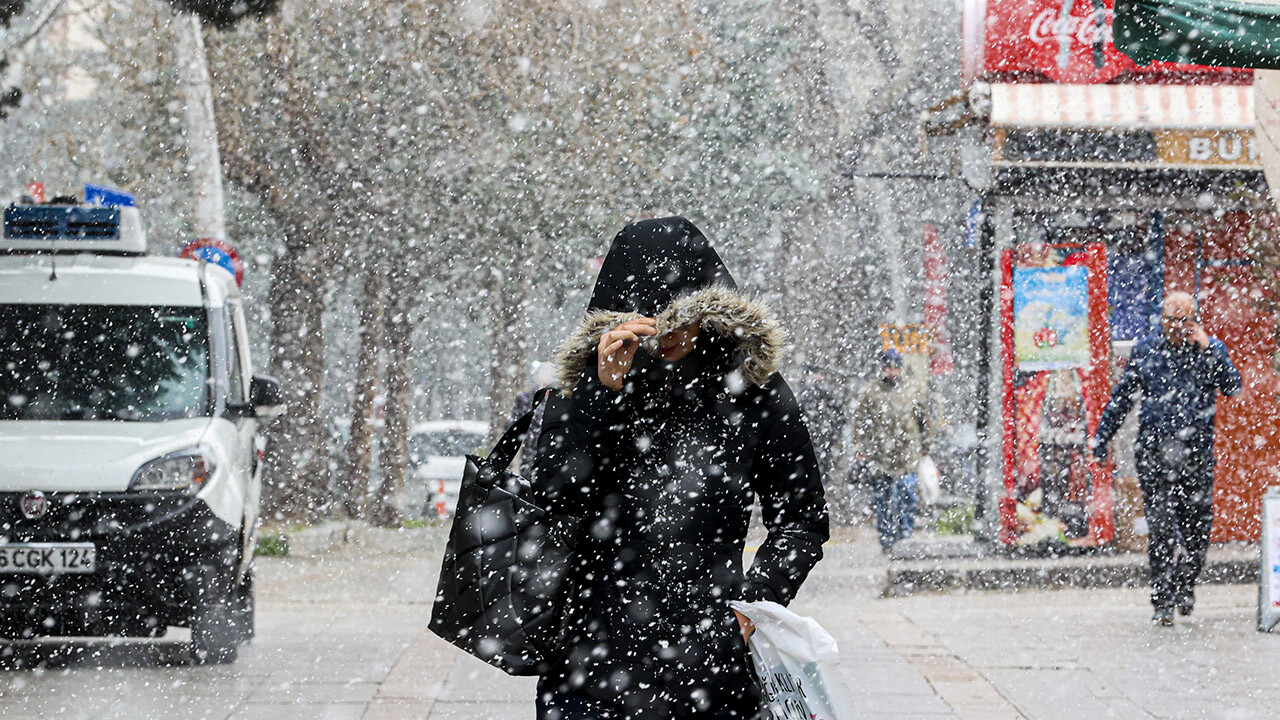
[1091,291,1241,626]
[796,363,846,483]
[531,217,830,719]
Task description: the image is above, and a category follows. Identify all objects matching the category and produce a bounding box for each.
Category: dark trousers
[1136,443,1216,610]
[871,472,917,550]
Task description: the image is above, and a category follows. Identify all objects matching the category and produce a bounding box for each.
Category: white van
[409,420,487,515]
[0,201,281,664]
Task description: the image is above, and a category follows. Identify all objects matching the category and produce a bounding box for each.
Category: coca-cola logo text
[1028,8,1113,47]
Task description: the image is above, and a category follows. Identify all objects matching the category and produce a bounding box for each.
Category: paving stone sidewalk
[2,525,1277,719]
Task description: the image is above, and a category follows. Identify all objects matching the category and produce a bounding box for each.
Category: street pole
[875,178,907,323]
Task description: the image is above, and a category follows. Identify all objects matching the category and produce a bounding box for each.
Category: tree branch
[0,0,65,57]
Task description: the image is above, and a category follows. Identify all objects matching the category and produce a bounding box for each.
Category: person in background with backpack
[530,216,829,719]
[852,349,929,554]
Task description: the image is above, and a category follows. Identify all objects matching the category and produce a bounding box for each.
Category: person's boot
[1177,592,1194,617]
[1152,607,1174,627]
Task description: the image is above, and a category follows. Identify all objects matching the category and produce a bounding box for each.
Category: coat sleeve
[529,366,626,515]
[1208,338,1242,398]
[742,377,831,606]
[1094,348,1143,450]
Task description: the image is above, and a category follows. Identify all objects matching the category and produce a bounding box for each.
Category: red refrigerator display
[999,243,1115,546]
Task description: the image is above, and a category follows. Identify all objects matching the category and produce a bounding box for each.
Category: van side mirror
[249,375,285,419]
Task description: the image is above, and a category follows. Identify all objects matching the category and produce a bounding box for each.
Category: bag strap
[486,388,552,472]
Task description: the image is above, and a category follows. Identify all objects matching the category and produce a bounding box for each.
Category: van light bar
[3,206,121,241]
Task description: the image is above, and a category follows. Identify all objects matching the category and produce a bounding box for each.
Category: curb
[267,520,454,558]
[886,548,1257,596]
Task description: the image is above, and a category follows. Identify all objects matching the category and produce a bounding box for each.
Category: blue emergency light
[84,184,136,208]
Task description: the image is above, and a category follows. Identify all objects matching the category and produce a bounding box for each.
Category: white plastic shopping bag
[916,455,942,505]
[729,600,854,720]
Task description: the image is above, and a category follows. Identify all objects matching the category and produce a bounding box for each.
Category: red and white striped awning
[990,83,1255,130]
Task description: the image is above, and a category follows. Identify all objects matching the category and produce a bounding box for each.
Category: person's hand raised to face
[1162,313,1191,345]
[1189,322,1210,348]
[1161,298,1210,349]
[597,318,658,391]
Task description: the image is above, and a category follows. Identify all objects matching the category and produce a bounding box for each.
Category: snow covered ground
[0,528,1274,719]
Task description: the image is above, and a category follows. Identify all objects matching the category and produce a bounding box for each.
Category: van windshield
[0,305,209,421]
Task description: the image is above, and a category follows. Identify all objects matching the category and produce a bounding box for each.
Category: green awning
[1115,0,1280,69]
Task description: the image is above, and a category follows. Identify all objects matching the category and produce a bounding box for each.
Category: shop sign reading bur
[1259,488,1280,633]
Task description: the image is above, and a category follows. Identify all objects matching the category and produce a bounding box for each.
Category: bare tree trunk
[874,177,908,323]
[205,26,331,523]
[487,263,528,443]
[172,11,226,240]
[340,268,386,520]
[262,237,330,522]
[209,12,408,526]
[372,289,412,528]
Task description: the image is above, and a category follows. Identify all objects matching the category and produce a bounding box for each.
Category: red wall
[1164,213,1280,542]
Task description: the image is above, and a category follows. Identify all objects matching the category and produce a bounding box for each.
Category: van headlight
[130,449,215,492]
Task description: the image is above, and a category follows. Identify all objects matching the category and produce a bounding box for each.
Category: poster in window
[1014,266,1090,371]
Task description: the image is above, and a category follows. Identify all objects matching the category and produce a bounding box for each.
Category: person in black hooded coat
[531,217,830,719]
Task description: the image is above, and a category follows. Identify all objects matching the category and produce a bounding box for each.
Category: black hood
[588,216,736,315]
[555,217,785,391]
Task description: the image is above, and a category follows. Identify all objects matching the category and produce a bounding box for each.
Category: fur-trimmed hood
[554,285,785,390]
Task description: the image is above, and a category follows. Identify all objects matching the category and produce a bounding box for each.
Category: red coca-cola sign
[1027,4,1110,47]
[972,0,1243,85]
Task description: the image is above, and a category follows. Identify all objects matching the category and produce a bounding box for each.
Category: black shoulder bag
[428,391,583,676]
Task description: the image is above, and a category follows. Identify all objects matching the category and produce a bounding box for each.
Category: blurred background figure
[796,362,846,485]
[853,349,930,553]
[510,361,560,422]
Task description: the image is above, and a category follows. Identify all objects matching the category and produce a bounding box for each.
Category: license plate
[0,543,96,574]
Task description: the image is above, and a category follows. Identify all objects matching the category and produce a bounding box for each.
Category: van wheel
[189,567,239,665]
[235,569,255,643]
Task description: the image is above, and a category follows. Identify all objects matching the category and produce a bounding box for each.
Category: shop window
[1107,227,1150,342]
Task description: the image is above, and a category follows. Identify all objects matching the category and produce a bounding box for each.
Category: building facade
[960,0,1279,544]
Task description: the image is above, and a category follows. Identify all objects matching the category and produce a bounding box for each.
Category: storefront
[976,82,1280,545]
[951,0,1280,546]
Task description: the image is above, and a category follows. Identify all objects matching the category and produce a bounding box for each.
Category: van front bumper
[0,492,237,637]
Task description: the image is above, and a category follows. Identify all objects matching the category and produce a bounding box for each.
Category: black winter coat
[532,217,829,718]
[1095,333,1241,461]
